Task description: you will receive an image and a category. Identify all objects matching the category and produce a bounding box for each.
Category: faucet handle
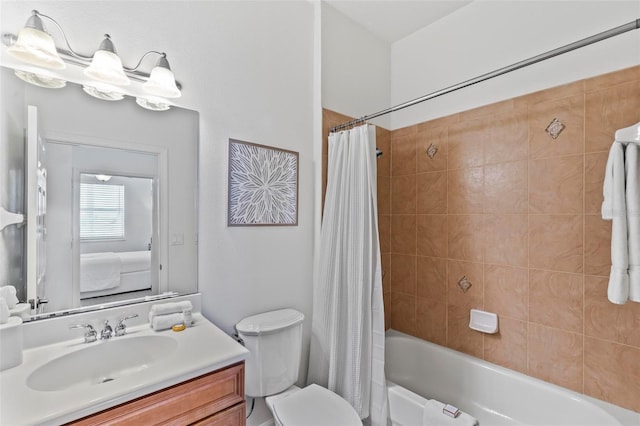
[100,320,113,340]
[115,314,139,337]
[70,323,97,343]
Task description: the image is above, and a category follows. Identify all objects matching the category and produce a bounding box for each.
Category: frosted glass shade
[84,50,130,86]
[136,96,170,111]
[82,83,125,101]
[143,65,181,98]
[7,27,65,70]
[14,69,66,89]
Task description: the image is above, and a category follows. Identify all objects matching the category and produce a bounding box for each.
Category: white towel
[9,303,30,321]
[422,400,478,426]
[602,142,630,304]
[150,313,185,330]
[150,301,192,317]
[0,286,19,309]
[625,144,640,301]
[0,298,9,324]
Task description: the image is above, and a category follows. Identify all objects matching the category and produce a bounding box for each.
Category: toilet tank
[236,309,304,397]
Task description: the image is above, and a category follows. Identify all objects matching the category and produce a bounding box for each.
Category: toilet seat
[270,384,362,425]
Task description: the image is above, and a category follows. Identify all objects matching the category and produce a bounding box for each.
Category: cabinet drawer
[191,403,246,426]
[69,362,245,426]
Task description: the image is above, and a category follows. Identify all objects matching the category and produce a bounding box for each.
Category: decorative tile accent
[458,275,472,293]
[545,118,566,139]
[427,143,438,159]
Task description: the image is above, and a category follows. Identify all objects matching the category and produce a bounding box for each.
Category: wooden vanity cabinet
[68,362,245,426]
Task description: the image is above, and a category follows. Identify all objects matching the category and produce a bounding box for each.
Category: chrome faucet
[100,320,113,340]
[115,314,139,337]
[69,323,97,343]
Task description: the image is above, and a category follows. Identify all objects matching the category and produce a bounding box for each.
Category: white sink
[26,335,178,392]
[2,311,249,426]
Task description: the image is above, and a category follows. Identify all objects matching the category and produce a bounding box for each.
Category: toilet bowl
[266,384,362,426]
[236,309,362,426]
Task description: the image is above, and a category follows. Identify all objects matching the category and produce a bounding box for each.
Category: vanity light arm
[33,10,92,61]
[124,50,165,72]
[125,51,183,90]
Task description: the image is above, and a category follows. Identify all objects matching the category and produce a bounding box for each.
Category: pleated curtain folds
[308,124,389,426]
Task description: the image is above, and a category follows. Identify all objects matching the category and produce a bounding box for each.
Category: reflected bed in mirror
[0,66,199,321]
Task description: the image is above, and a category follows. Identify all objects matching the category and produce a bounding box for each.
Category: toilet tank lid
[236,309,304,335]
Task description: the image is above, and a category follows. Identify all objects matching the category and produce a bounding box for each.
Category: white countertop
[0,313,248,425]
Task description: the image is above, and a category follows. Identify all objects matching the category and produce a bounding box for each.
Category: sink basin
[26,335,178,392]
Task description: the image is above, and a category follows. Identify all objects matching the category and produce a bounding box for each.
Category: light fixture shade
[136,96,170,111]
[84,35,130,86]
[142,56,181,98]
[14,69,66,88]
[7,14,65,70]
[82,83,125,101]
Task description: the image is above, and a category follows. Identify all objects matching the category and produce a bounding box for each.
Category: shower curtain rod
[331,18,640,133]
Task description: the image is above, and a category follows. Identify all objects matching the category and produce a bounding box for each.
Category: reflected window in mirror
[80,180,126,241]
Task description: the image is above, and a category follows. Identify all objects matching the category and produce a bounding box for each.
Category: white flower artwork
[228,139,299,226]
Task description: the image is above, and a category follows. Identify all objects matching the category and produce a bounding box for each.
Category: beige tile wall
[321,65,640,413]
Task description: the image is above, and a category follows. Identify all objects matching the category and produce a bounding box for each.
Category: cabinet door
[190,403,245,426]
[69,363,244,426]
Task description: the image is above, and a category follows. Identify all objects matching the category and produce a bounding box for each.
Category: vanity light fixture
[83,34,130,87]
[142,55,181,99]
[136,96,171,112]
[6,11,65,69]
[3,10,182,109]
[82,83,125,102]
[14,69,66,89]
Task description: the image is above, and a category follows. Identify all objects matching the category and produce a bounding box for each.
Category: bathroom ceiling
[324,0,474,43]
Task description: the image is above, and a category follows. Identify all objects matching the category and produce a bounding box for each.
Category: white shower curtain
[308,124,388,426]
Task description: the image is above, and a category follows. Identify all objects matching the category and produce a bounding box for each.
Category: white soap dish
[469,309,498,334]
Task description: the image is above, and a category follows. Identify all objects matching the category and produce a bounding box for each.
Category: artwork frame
[227,139,299,226]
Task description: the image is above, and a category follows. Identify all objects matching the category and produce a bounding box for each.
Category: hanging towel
[625,144,640,302]
[602,142,630,304]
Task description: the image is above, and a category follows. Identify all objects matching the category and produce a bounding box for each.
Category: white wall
[321,2,391,129]
[193,2,316,386]
[0,1,317,391]
[390,0,640,129]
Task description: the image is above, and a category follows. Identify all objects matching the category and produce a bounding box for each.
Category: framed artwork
[228,139,299,226]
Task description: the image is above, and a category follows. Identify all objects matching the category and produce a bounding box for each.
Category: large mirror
[0,66,199,320]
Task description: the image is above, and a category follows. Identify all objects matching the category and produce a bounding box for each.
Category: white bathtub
[385,330,640,426]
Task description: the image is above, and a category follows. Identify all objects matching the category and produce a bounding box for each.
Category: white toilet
[236,308,362,426]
